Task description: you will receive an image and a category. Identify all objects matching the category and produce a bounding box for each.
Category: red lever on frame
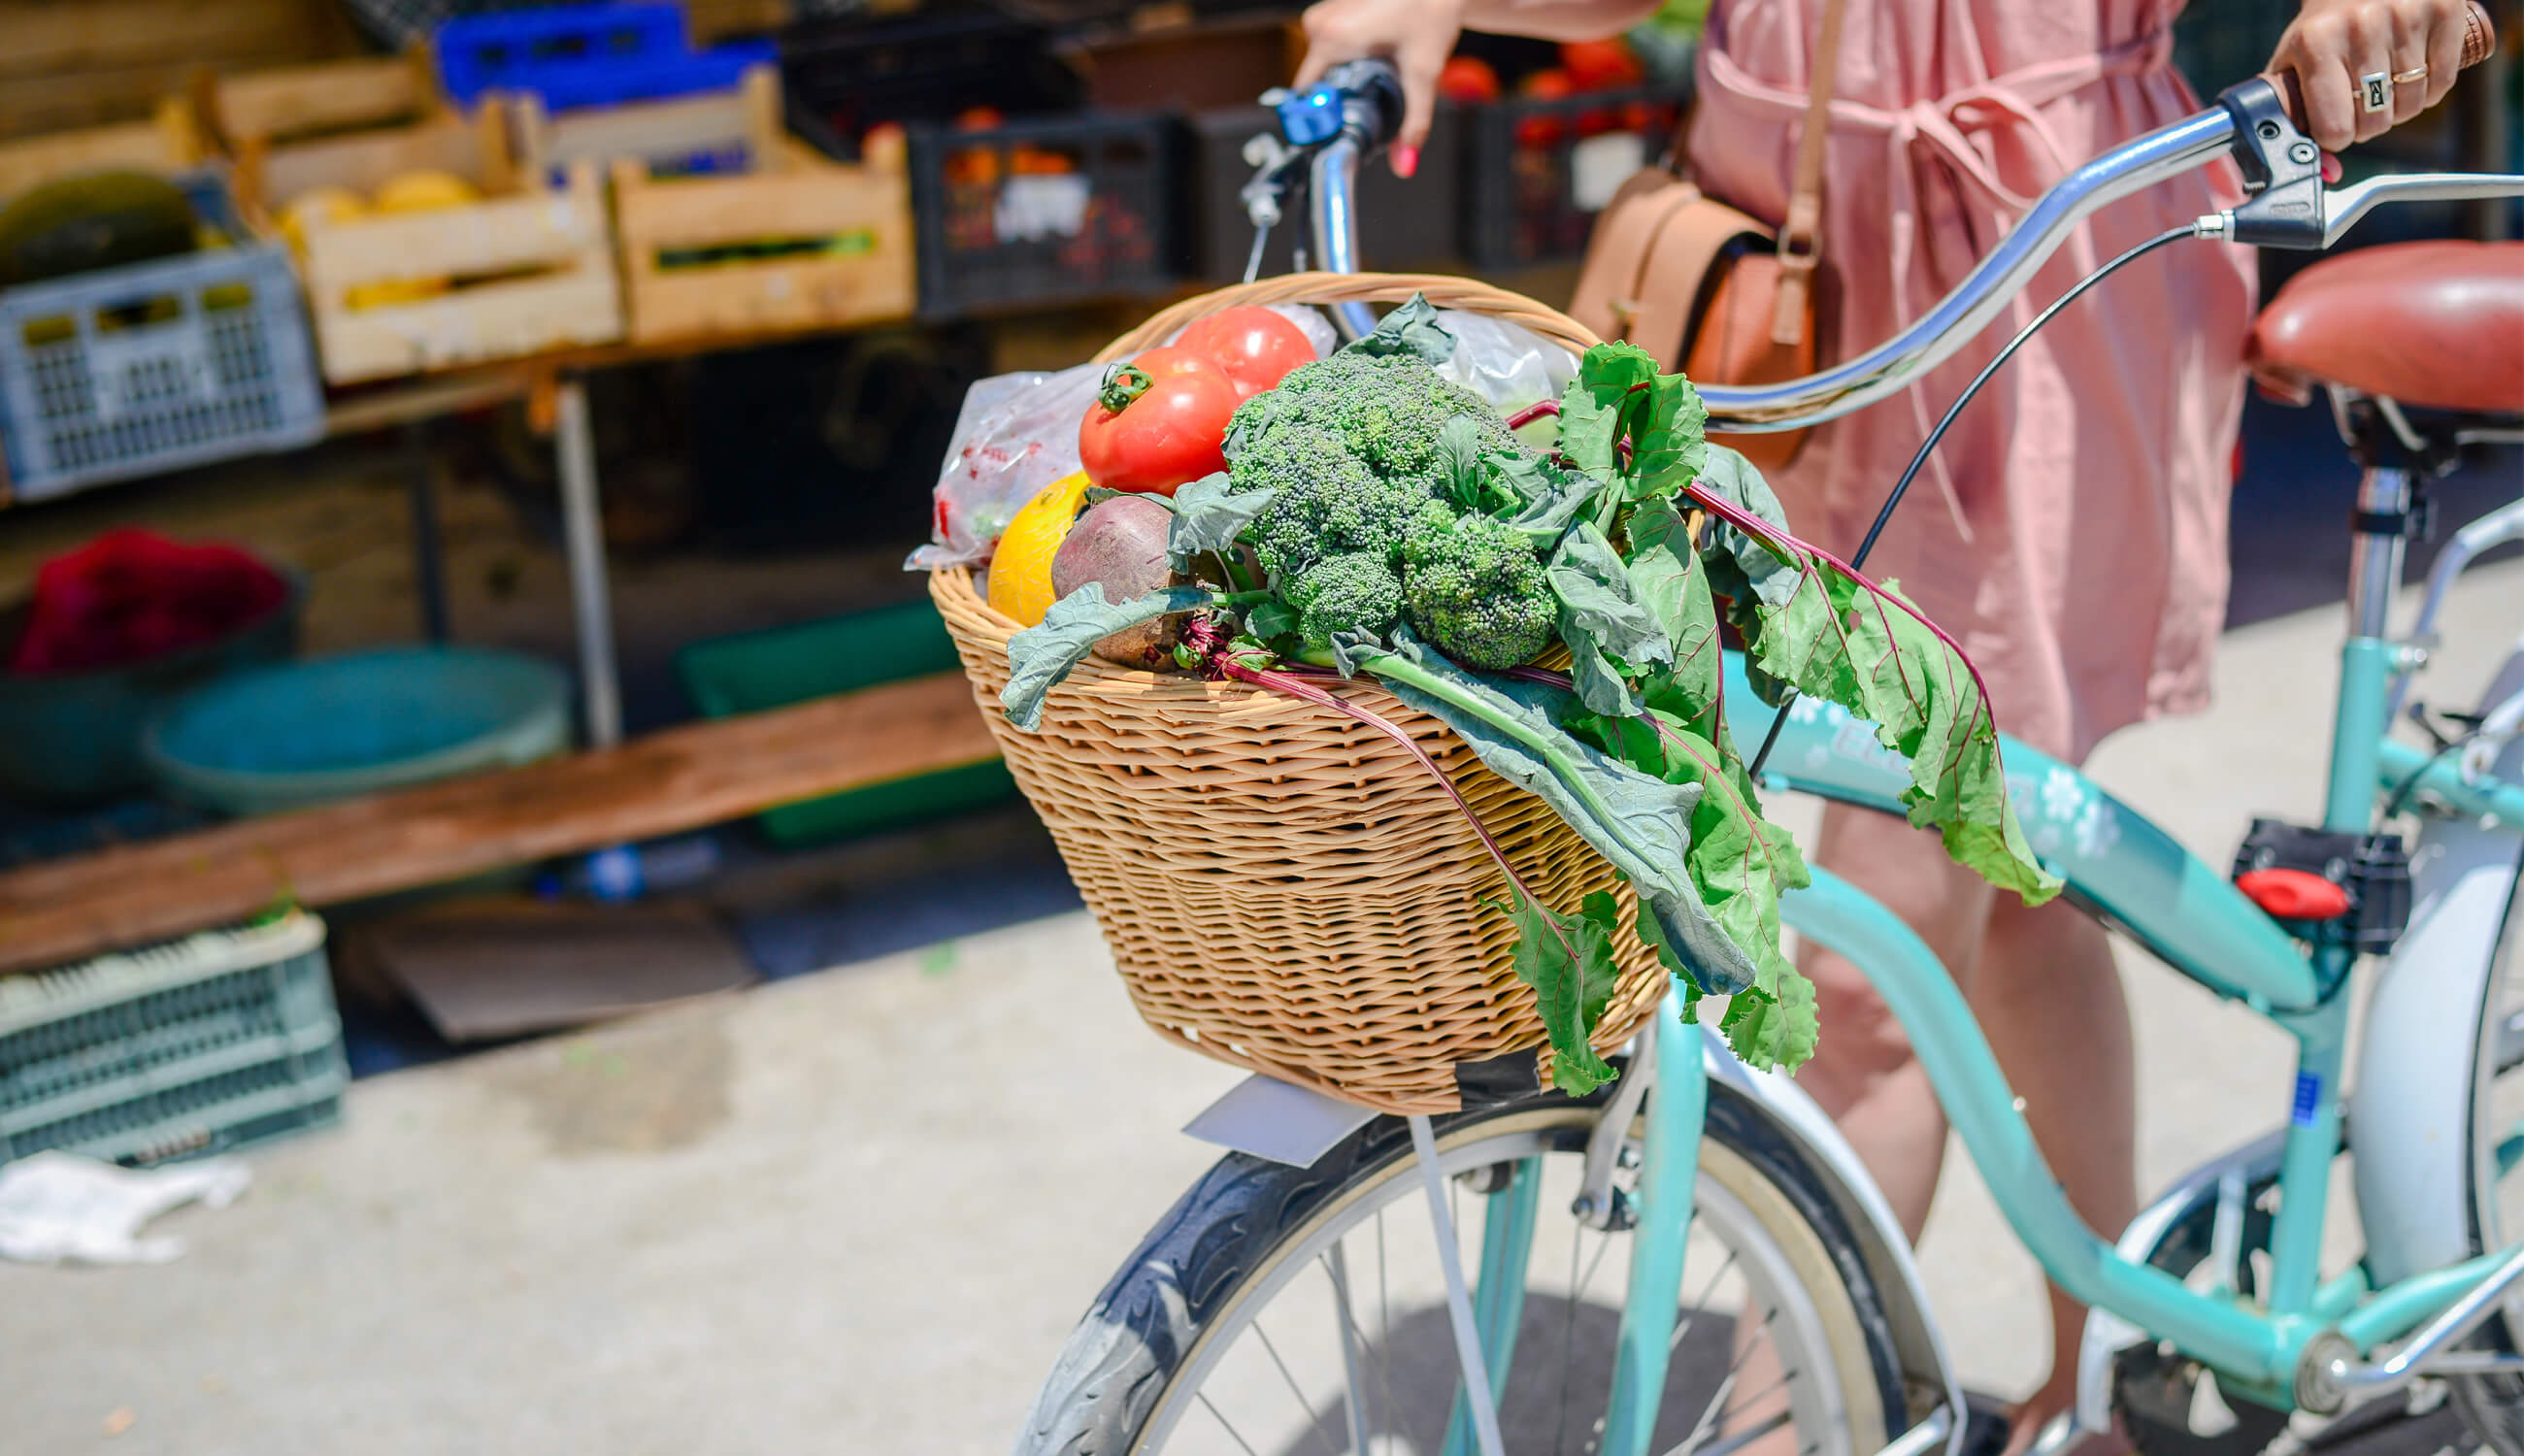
[2237,868,2353,921]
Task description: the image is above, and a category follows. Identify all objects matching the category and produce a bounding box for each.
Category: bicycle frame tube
[1723,655,2320,1011]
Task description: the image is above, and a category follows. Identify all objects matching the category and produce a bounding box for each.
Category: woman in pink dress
[1294,0,2476,1446]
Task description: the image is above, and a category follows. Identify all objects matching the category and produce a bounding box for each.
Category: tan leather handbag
[1569,0,1847,472]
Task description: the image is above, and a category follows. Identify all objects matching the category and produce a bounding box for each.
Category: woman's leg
[1795,803,1998,1238]
[1970,893,2137,1451]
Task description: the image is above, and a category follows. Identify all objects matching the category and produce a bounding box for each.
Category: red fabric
[8,529,288,678]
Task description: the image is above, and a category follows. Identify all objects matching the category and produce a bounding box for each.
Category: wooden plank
[313,259,623,382]
[0,0,314,78]
[0,103,197,200]
[211,54,439,147]
[0,672,1002,975]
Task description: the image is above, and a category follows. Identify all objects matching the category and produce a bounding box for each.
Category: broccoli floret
[1400,511,1557,670]
[1285,551,1404,650]
[1233,423,1440,579]
[1265,351,1520,483]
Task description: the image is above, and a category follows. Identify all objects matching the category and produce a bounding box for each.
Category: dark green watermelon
[0,170,198,288]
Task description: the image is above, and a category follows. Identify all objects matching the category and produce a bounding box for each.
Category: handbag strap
[1770,0,1846,346]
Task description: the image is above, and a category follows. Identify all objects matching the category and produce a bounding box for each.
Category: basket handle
[1093,271,1604,363]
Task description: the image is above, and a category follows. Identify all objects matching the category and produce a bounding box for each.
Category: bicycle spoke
[1555,1220,1585,1456]
[1687,1407,1792,1456]
[1661,1306,1779,1456]
[1197,1390,1266,1456]
[1671,1242,1736,1354]
[1322,1244,1375,1454]
[1253,1317,1339,1455]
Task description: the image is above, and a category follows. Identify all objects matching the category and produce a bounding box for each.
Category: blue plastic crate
[437,3,776,112]
[0,170,323,502]
[0,912,348,1170]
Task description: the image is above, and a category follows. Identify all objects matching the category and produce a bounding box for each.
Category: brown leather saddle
[2248,241,2524,464]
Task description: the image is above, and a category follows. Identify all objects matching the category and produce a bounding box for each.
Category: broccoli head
[1400,511,1556,671]
[1263,351,1520,484]
[1284,551,1404,651]
[1233,423,1439,579]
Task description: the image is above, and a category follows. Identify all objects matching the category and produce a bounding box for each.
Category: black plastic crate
[1463,82,1690,269]
[779,6,1082,159]
[1190,103,1464,282]
[906,112,1179,317]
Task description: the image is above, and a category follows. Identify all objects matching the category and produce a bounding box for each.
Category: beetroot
[1052,495,1184,669]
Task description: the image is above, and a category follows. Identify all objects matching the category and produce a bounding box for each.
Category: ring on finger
[2359,71,2394,113]
[2392,64,2428,83]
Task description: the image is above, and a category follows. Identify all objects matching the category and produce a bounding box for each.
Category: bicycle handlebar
[1267,5,2512,428]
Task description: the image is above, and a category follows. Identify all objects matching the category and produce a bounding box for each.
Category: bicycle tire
[1013,1076,1910,1454]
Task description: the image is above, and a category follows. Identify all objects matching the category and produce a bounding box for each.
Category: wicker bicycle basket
[931,273,1668,1114]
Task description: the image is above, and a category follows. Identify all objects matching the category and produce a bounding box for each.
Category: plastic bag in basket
[1431,309,1578,436]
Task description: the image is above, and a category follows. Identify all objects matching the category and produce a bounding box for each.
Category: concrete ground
[5,551,2520,1451]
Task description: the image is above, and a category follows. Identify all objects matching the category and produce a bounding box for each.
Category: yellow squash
[987,471,1092,626]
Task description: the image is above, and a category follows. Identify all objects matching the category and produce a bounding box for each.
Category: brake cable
[1744,219,2206,778]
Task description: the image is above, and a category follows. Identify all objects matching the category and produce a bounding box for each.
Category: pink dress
[1687,0,2257,761]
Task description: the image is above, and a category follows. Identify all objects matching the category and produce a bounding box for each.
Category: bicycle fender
[2352,632,2524,1286]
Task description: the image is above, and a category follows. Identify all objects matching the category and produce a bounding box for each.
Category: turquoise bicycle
[1014,48,2524,1456]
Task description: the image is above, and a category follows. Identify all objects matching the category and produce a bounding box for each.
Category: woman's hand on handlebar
[1292,0,1469,175]
[2266,0,2474,151]
[1293,0,1663,176]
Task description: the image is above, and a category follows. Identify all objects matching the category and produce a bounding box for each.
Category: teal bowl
[142,646,573,816]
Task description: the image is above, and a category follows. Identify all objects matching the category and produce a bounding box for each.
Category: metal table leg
[552,376,622,747]
[403,419,449,645]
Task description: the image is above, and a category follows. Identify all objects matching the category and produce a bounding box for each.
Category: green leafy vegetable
[1361,634,1764,1000]
[1546,520,1669,717]
[1166,473,1271,562]
[1686,484,2061,903]
[1344,293,1457,365]
[1497,889,1624,1094]
[1003,583,1210,731]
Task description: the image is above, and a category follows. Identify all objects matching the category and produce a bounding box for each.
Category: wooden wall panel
[0,0,363,136]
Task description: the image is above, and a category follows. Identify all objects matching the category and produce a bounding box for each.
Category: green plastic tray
[0,911,348,1169]
[675,598,1013,847]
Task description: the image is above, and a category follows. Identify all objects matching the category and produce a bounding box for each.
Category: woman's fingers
[2270,10,2348,149]
[2387,0,2431,124]
[2343,2,2396,143]
[2268,0,2477,149]
[2422,0,2467,111]
[1391,26,1449,163]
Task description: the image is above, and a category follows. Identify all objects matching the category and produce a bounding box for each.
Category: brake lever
[2213,78,2326,248]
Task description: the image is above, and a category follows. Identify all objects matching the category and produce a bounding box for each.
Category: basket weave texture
[931,272,1667,1113]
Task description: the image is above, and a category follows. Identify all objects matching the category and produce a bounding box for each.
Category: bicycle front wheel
[1016,1078,1907,1455]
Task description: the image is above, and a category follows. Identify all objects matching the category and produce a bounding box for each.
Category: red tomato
[1176,307,1316,398]
[1438,54,1502,105]
[1514,68,1575,149]
[1518,68,1576,101]
[1077,346,1240,496]
[1559,38,1644,91]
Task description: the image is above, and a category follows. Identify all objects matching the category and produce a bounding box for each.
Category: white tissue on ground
[0,1151,250,1265]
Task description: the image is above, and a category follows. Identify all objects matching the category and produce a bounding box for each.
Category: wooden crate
[515,67,913,345]
[0,101,205,203]
[208,61,620,384]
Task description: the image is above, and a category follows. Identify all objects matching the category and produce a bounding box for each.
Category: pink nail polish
[1392,144,1419,180]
